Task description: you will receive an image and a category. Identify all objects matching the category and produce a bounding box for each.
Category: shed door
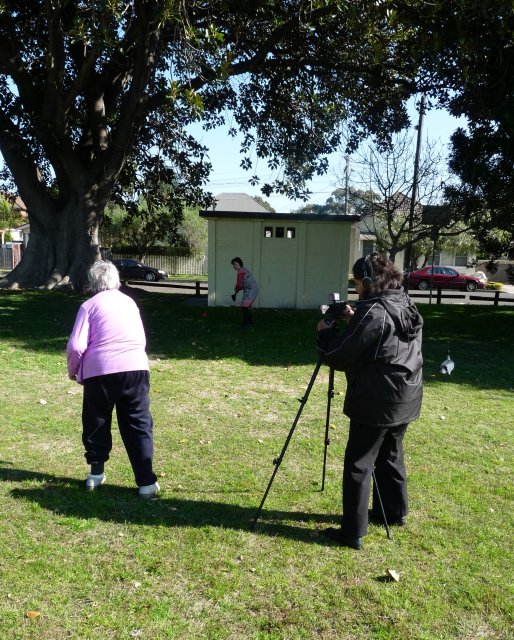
[259,223,298,307]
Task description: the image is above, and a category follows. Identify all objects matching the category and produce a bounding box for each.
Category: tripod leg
[251,359,323,530]
[372,469,392,540]
[321,368,335,492]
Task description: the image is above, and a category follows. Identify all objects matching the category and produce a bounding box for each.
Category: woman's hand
[342,304,355,322]
[317,319,335,331]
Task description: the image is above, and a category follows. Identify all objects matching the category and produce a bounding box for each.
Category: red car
[408,266,485,292]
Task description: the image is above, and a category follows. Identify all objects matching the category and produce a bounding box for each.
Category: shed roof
[200,209,360,222]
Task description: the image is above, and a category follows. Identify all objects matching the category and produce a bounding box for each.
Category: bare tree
[350,130,472,267]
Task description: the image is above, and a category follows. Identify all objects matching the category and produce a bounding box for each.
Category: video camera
[319,293,349,325]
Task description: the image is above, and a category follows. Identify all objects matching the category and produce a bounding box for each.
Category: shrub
[486,281,503,290]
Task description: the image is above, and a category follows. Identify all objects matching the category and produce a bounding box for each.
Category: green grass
[169,274,207,281]
[0,289,512,639]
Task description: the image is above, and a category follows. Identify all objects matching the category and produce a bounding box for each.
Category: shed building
[200,193,360,309]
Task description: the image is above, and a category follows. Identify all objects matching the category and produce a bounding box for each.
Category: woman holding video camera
[316,253,423,550]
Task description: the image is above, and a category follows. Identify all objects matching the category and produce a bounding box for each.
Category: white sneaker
[138,481,160,498]
[86,473,106,491]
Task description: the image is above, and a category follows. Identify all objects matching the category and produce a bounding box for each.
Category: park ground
[0,290,512,639]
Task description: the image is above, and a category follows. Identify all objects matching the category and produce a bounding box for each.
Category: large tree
[0,0,427,289]
[1,1,512,289]
[396,0,514,258]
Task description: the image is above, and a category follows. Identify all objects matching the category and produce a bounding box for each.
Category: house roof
[206,193,272,213]
[13,196,27,213]
[201,193,360,222]
[0,193,27,214]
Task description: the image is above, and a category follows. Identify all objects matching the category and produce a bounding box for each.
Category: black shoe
[322,527,362,550]
[369,510,407,526]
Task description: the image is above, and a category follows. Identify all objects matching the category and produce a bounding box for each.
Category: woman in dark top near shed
[316,253,423,549]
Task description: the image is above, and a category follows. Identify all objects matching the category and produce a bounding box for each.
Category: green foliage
[1,1,514,287]
[0,1,422,220]
[103,202,208,258]
[409,1,514,258]
[252,196,276,213]
[0,194,11,220]
[436,231,478,257]
[294,187,379,216]
[0,193,24,229]
[103,182,187,261]
[473,227,513,266]
[415,229,479,269]
[177,206,208,257]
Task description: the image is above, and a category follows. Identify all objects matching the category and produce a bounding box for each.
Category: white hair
[87,260,120,293]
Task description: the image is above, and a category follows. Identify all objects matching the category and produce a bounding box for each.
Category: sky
[191,98,467,213]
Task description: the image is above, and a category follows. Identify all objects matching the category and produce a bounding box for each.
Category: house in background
[356,201,479,274]
[1,194,28,246]
[13,222,30,247]
[200,193,360,309]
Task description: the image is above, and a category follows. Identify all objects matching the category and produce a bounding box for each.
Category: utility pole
[344,155,350,215]
[404,94,426,281]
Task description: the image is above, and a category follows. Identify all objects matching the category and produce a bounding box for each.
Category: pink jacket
[67,289,149,383]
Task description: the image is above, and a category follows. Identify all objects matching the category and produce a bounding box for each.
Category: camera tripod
[251,358,392,540]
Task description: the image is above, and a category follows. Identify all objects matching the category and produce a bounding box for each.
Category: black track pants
[341,421,408,537]
[82,370,157,487]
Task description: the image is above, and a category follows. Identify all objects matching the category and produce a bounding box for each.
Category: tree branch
[0,112,57,220]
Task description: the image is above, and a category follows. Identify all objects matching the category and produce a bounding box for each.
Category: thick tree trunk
[0,191,105,291]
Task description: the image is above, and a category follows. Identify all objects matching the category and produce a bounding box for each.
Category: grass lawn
[166,274,208,281]
[0,289,512,640]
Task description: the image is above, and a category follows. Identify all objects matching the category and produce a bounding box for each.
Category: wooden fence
[0,244,22,270]
[347,287,514,306]
[130,283,513,305]
[127,280,208,295]
[408,289,514,305]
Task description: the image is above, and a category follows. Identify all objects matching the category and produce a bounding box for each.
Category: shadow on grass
[1,466,342,546]
[0,288,320,367]
[1,290,513,387]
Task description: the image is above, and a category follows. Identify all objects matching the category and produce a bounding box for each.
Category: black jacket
[317,288,423,427]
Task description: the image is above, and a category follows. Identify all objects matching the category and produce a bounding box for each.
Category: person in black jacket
[316,253,423,550]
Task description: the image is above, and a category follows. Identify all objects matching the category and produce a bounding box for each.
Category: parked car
[112,259,168,282]
[408,266,485,292]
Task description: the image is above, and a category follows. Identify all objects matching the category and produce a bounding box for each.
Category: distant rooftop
[208,193,272,213]
[201,192,360,222]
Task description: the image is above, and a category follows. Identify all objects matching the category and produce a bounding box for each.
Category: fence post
[437,288,442,304]
[195,281,200,296]
[494,291,500,306]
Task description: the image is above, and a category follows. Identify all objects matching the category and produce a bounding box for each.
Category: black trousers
[241,307,254,326]
[82,370,157,487]
[341,421,408,537]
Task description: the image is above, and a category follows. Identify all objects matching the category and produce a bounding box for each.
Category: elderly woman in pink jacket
[67,260,159,497]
